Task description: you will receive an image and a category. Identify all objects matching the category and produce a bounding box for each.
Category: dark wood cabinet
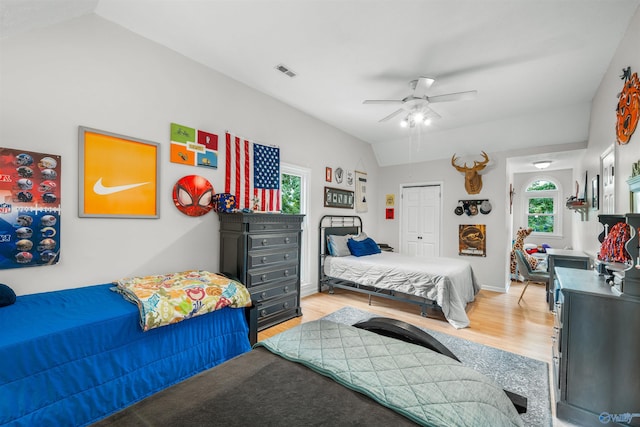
[554,267,640,426]
[219,213,304,331]
[546,249,590,310]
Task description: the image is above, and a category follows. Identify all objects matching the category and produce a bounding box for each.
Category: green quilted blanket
[255,320,524,427]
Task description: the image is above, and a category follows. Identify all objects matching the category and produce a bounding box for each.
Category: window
[524,179,560,235]
[281,173,301,214]
[280,163,311,292]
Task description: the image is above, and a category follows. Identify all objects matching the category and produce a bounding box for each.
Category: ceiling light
[413,112,424,122]
[400,119,408,128]
[424,118,432,126]
[533,160,552,170]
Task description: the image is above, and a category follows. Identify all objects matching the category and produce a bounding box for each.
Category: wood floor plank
[259,281,554,362]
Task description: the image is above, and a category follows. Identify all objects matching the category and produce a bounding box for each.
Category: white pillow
[327,234,352,257]
[351,231,368,242]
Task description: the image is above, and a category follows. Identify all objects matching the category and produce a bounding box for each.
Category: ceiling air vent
[275,63,297,78]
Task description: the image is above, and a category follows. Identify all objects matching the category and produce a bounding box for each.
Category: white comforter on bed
[323,252,481,328]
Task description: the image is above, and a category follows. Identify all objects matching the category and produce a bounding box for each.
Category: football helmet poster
[0,148,61,269]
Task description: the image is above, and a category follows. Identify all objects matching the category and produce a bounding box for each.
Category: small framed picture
[324,186,354,209]
[591,174,599,209]
[325,167,332,182]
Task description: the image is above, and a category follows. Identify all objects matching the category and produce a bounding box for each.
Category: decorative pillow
[347,237,382,257]
[351,231,368,241]
[0,283,16,307]
[327,234,352,257]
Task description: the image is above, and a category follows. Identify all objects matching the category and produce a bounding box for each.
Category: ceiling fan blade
[412,77,435,98]
[424,106,441,119]
[379,109,404,123]
[427,90,477,103]
[363,99,403,104]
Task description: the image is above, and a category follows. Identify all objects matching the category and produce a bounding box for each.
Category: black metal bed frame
[317,214,442,317]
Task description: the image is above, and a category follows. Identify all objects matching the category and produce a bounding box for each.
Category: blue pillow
[347,237,381,257]
[0,283,16,307]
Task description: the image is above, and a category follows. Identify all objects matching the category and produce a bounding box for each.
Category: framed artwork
[325,167,332,182]
[385,208,394,219]
[591,174,599,210]
[79,126,160,218]
[459,224,486,257]
[324,186,354,209]
[170,122,218,169]
[0,147,61,269]
[385,194,395,206]
[346,170,354,186]
[355,170,368,213]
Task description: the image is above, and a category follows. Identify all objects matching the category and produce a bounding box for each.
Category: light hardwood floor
[259,281,553,362]
[258,281,581,426]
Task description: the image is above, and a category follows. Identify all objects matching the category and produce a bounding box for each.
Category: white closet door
[400,185,441,257]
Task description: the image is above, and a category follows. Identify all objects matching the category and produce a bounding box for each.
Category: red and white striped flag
[224,133,280,211]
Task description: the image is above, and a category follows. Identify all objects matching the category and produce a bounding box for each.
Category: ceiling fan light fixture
[400,119,409,128]
[533,160,552,170]
[424,118,432,126]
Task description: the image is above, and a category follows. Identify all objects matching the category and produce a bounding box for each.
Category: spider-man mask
[173,175,214,217]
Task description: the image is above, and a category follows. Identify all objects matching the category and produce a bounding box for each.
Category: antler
[451,154,468,172]
[472,151,490,171]
[452,152,489,171]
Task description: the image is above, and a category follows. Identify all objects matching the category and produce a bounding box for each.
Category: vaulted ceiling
[2,0,639,168]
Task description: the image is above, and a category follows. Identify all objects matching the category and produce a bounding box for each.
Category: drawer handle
[261,256,267,263]
[552,356,559,363]
[261,292,267,299]
[260,310,268,317]
[261,274,267,282]
[284,270,290,277]
[284,253,290,259]
[553,326,559,332]
[284,237,290,244]
[283,301,290,309]
[283,285,289,293]
[551,336,557,342]
[262,239,268,246]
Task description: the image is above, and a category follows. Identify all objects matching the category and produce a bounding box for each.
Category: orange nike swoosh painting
[80,127,159,217]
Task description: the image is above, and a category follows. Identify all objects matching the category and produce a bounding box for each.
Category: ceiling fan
[363,77,477,126]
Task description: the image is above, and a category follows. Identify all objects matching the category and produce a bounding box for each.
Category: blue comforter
[0,284,251,426]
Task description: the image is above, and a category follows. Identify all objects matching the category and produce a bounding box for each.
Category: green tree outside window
[526,180,557,233]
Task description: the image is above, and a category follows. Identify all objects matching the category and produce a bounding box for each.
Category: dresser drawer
[247,248,298,269]
[247,265,298,287]
[248,222,301,232]
[248,233,299,250]
[256,294,298,320]
[250,279,297,303]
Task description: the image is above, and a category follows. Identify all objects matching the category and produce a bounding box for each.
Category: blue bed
[0,283,252,426]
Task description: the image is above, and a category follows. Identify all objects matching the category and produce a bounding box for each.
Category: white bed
[318,215,480,329]
[324,252,480,328]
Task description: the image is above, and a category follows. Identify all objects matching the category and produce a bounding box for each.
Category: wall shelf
[566,202,589,221]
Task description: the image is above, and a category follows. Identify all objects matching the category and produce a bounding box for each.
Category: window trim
[280,163,311,293]
[522,177,563,238]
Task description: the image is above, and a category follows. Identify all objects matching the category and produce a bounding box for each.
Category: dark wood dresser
[546,248,590,310]
[218,213,304,331]
[553,267,640,426]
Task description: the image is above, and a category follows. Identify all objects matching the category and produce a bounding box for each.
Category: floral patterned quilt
[113,270,252,331]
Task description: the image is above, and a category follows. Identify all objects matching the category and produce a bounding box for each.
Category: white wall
[0,14,380,295]
[376,151,508,291]
[512,169,574,250]
[574,6,640,257]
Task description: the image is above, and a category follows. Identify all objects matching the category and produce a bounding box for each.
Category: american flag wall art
[224,132,280,211]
